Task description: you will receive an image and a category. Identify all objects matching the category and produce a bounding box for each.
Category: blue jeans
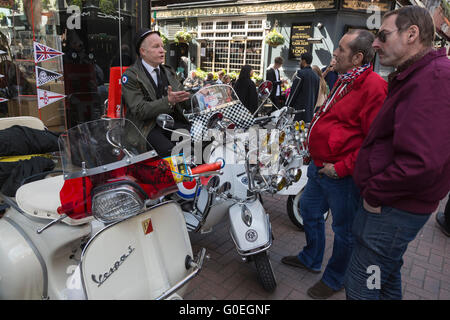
[297,162,360,290]
[344,204,430,300]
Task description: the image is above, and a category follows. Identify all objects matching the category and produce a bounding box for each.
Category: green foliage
[160,33,169,46]
[99,0,116,14]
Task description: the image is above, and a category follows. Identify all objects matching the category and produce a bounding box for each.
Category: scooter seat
[15,175,92,226]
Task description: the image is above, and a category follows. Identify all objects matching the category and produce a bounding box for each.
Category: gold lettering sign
[289,23,313,60]
[0,0,13,8]
[156,1,336,19]
[341,0,392,12]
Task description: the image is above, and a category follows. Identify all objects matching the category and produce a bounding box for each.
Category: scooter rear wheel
[287,188,330,231]
[253,251,277,292]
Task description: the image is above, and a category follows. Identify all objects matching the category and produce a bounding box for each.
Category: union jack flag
[34,41,64,63]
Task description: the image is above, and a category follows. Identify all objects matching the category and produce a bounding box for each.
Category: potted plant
[265,29,285,48]
[174,29,194,44]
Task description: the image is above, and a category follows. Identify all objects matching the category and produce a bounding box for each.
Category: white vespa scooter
[158,84,277,292]
[0,117,210,300]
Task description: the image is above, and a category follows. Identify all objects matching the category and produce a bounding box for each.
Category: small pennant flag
[0,97,8,103]
[34,41,64,63]
[37,89,65,109]
[35,66,63,87]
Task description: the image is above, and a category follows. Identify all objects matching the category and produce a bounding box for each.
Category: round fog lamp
[292,168,302,182]
[275,176,287,191]
[279,131,286,144]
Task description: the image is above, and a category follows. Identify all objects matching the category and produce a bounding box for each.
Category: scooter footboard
[228,199,272,256]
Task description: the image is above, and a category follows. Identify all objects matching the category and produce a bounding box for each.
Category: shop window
[231,21,245,29]
[0,0,142,130]
[201,22,213,30]
[198,17,265,74]
[216,22,229,30]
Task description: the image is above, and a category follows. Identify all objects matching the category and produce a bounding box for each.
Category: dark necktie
[155,67,162,95]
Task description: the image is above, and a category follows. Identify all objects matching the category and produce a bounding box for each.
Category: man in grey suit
[122,29,191,156]
[288,52,320,123]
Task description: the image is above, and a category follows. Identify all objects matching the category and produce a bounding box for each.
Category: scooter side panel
[0,217,43,299]
[81,202,193,300]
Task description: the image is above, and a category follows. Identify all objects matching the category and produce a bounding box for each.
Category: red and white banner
[34,41,64,63]
[37,89,65,109]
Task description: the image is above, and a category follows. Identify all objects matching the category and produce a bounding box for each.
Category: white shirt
[275,68,280,96]
[141,59,160,86]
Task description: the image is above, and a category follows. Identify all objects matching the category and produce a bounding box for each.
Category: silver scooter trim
[155,247,207,300]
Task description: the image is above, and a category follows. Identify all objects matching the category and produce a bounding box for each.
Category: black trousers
[147,121,191,158]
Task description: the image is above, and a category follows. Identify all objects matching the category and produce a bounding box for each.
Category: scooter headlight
[92,185,145,223]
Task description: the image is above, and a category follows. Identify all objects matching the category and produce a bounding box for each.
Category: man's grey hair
[347,29,376,65]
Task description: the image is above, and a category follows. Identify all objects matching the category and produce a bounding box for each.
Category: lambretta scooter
[0,117,212,300]
[158,84,277,292]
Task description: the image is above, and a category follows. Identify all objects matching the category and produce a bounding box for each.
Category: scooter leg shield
[228,199,272,256]
[0,215,44,300]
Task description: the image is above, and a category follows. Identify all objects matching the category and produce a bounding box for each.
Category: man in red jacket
[281,29,387,299]
[345,6,450,300]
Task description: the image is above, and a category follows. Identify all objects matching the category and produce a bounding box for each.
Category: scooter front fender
[228,199,272,256]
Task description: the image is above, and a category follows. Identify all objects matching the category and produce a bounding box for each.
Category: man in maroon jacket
[345,6,450,300]
[281,29,387,299]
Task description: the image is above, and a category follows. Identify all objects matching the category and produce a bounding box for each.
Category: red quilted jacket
[308,68,387,177]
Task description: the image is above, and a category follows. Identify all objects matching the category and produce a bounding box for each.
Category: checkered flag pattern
[189,101,254,142]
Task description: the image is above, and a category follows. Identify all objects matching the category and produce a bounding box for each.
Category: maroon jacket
[354,48,450,214]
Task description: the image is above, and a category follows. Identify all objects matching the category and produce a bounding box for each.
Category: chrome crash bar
[155,247,207,300]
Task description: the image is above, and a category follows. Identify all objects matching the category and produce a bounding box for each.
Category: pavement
[185,193,450,300]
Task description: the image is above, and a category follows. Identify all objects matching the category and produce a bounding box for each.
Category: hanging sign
[35,66,63,87]
[289,23,313,60]
[37,89,66,109]
[34,41,64,63]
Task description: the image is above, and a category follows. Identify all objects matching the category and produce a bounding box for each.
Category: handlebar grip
[191,162,222,175]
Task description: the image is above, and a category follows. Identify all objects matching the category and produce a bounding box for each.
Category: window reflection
[0,0,139,130]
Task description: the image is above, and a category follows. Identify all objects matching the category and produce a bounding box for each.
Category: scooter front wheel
[253,251,277,292]
[287,188,330,231]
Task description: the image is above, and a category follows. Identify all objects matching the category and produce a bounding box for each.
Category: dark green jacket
[121,59,190,145]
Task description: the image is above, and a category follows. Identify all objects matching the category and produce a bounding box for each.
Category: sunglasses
[375,29,399,43]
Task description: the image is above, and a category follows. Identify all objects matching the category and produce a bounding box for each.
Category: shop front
[154,0,396,81]
[0,0,149,130]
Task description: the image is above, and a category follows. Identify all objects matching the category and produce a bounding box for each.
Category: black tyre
[253,251,277,292]
[287,188,330,231]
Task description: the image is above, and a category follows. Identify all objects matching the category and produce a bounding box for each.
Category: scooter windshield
[59,118,157,180]
[189,84,240,115]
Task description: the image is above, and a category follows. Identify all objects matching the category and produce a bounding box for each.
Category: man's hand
[168,85,190,106]
[363,198,381,214]
[318,162,339,179]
